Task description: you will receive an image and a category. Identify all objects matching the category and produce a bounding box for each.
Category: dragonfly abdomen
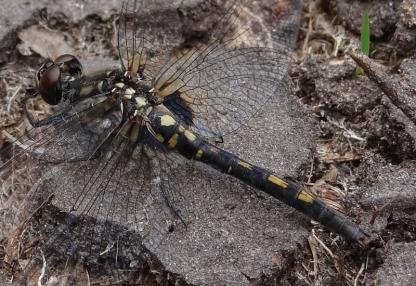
[148,108,370,245]
[199,144,370,245]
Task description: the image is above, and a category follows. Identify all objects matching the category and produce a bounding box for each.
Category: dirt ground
[0,0,416,285]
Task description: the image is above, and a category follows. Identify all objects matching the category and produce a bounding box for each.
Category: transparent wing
[116,2,293,138]
[5,122,195,284]
[0,95,122,172]
[0,94,124,260]
[39,130,182,247]
[116,0,182,82]
[156,46,292,138]
[151,3,293,138]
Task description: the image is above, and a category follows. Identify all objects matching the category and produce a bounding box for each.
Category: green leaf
[360,10,370,56]
[354,67,364,76]
[355,10,370,77]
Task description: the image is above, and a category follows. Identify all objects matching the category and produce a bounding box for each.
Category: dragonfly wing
[151,4,293,138]
[1,95,122,170]
[116,1,183,82]
[6,123,194,284]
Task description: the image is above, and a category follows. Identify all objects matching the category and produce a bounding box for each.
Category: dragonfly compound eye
[36,59,54,82]
[54,54,83,78]
[37,62,63,105]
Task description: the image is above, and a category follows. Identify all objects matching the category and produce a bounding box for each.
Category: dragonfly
[1,1,370,284]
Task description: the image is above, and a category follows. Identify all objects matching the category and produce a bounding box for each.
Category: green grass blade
[355,10,370,76]
[360,10,370,56]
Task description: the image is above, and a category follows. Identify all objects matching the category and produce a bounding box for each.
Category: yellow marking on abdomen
[80,85,94,96]
[161,115,176,127]
[155,133,164,143]
[267,175,288,189]
[297,190,314,204]
[237,160,253,170]
[184,130,196,141]
[178,125,186,133]
[167,134,179,149]
[195,149,203,159]
[227,166,232,173]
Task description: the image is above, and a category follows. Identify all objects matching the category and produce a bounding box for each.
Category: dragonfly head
[37,54,83,105]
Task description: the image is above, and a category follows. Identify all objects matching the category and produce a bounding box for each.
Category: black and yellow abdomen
[148,108,369,245]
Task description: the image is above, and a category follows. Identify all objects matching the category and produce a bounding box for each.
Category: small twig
[329,234,341,247]
[369,194,399,225]
[11,142,16,196]
[307,159,314,184]
[2,131,29,151]
[312,229,336,259]
[327,117,365,142]
[300,2,313,58]
[116,237,120,266]
[7,86,21,113]
[37,249,46,286]
[354,262,365,286]
[301,262,309,273]
[349,52,416,126]
[99,242,115,256]
[308,234,319,275]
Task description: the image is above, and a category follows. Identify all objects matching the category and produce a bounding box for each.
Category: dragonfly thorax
[116,79,155,120]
